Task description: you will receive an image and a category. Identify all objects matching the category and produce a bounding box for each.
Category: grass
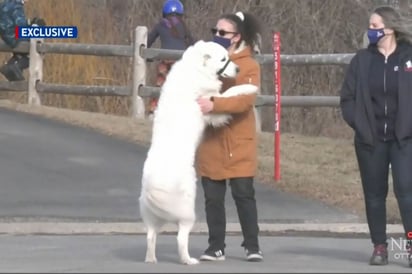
[0,100,402,224]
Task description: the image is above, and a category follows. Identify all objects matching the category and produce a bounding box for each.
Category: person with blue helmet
[146,0,195,117]
[162,0,184,17]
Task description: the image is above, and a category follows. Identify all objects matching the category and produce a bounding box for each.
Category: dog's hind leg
[140,196,163,264]
[145,225,159,263]
[177,220,199,265]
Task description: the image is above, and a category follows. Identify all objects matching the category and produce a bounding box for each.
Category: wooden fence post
[28,38,43,105]
[131,26,147,119]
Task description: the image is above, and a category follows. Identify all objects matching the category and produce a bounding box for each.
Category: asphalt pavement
[1,235,412,273]
[0,107,359,225]
[0,106,409,273]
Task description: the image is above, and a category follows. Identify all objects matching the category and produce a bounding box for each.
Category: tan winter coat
[195,45,260,180]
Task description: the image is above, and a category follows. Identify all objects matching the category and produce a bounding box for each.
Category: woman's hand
[197,97,214,114]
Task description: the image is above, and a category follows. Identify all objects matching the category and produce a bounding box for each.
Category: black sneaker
[369,244,388,265]
[246,249,263,262]
[199,249,225,261]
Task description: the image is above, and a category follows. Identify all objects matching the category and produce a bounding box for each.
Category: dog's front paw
[182,257,199,265]
[223,84,258,96]
[240,83,259,93]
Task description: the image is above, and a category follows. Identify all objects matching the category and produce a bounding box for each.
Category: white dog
[139,40,258,265]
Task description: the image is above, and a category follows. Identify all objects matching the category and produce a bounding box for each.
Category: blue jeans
[355,139,412,245]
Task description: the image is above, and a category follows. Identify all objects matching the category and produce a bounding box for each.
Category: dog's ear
[203,54,211,66]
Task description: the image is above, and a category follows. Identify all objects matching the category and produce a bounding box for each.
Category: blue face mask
[367,28,385,45]
[213,35,232,49]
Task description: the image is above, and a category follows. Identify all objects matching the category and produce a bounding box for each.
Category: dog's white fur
[139,40,258,265]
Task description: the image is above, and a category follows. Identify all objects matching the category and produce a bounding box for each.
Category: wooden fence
[0,26,355,119]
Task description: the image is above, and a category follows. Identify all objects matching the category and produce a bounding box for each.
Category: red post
[272,32,281,182]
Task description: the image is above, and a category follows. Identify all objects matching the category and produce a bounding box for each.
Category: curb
[0,222,405,236]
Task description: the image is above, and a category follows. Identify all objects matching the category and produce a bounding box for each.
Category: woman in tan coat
[196,11,263,262]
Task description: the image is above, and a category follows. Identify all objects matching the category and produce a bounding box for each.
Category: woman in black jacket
[340,5,412,267]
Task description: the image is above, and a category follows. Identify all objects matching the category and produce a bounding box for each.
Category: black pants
[201,176,260,252]
[355,139,412,245]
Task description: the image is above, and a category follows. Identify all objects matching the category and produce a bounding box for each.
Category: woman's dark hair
[218,12,262,52]
[373,5,412,44]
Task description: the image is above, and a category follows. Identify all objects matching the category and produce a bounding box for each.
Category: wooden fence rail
[0,25,352,117]
[141,47,355,66]
[35,82,131,96]
[36,42,134,57]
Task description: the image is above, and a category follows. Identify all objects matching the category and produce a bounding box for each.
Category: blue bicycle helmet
[162,0,184,15]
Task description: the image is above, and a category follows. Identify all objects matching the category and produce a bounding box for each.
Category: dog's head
[182,40,239,78]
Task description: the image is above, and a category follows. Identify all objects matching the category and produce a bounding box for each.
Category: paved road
[1,234,411,273]
[3,107,398,273]
[0,107,360,224]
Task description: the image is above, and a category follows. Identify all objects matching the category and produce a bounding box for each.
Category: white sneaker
[246,249,263,262]
[199,249,225,261]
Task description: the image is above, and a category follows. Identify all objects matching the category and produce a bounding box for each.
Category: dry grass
[0,100,401,223]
